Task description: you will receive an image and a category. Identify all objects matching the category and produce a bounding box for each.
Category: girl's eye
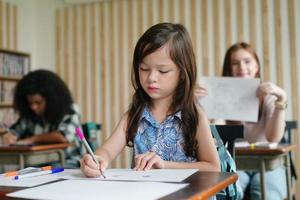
[159,70,169,74]
[139,67,149,71]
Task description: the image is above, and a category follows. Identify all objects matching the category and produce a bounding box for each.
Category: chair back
[215,124,244,159]
[282,120,298,181]
[82,122,101,151]
[283,120,298,144]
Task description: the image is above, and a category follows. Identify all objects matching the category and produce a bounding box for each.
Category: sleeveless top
[133,106,196,162]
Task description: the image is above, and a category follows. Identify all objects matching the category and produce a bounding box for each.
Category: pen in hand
[75,127,106,178]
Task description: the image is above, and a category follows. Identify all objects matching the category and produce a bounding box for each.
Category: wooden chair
[82,122,101,152]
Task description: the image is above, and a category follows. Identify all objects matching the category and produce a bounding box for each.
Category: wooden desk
[0,171,238,200]
[235,144,296,200]
[0,143,70,171]
[160,171,238,200]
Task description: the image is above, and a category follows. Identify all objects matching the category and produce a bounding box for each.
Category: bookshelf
[0,49,30,126]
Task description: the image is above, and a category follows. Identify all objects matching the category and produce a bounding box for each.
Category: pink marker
[75,127,106,178]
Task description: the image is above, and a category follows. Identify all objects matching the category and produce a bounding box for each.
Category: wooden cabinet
[0,49,30,126]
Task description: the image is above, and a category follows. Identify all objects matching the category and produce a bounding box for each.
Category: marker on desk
[14,168,64,180]
[75,127,106,178]
[4,166,52,177]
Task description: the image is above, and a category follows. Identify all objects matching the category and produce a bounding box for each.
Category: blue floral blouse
[133,106,196,162]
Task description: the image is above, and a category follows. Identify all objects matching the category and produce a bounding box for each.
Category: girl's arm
[81,114,128,177]
[258,82,286,142]
[134,107,220,172]
[16,131,68,144]
[94,114,128,164]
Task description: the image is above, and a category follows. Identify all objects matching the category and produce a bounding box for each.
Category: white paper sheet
[60,168,198,182]
[0,174,60,187]
[235,141,278,148]
[198,77,260,122]
[7,179,189,200]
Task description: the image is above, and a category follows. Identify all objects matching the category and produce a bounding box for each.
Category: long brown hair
[222,42,261,77]
[126,23,199,157]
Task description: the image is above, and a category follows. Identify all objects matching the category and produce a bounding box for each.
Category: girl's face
[230,49,259,78]
[27,94,46,116]
[139,45,180,103]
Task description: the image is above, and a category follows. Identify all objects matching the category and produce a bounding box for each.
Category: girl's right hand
[257,82,287,101]
[134,151,165,171]
[194,83,208,98]
[80,154,107,178]
[3,132,17,145]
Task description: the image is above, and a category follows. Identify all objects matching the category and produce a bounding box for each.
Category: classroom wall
[0,0,65,71]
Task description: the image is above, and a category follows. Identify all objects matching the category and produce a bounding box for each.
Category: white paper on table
[7,179,189,200]
[235,141,278,148]
[0,174,60,187]
[60,168,198,182]
[198,76,260,122]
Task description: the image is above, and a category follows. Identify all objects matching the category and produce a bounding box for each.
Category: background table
[0,143,70,172]
[160,171,238,200]
[235,144,296,200]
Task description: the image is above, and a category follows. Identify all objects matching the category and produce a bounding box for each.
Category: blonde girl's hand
[134,151,165,171]
[80,154,107,178]
[257,82,287,101]
[194,83,208,98]
[3,132,17,145]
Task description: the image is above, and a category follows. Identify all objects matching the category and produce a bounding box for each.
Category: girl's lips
[148,86,158,92]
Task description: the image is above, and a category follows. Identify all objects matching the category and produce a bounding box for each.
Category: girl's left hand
[194,83,208,98]
[134,151,165,171]
[257,82,287,101]
[16,137,34,145]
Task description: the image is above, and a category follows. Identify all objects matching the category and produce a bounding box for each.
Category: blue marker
[14,168,64,180]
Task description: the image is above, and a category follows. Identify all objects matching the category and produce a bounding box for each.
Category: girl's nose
[239,61,247,70]
[148,70,157,82]
[30,104,38,112]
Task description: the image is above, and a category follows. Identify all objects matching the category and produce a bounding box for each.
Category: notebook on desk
[235,141,278,148]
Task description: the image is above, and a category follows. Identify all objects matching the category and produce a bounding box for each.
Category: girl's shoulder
[119,112,130,126]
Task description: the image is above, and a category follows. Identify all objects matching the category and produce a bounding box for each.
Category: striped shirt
[10,104,84,167]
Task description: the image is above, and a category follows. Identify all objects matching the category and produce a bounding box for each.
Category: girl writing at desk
[2,70,84,168]
[81,23,220,177]
[196,42,287,200]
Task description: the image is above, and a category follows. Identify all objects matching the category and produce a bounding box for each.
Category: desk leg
[260,160,266,200]
[18,154,24,169]
[285,155,292,200]
[58,150,65,167]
